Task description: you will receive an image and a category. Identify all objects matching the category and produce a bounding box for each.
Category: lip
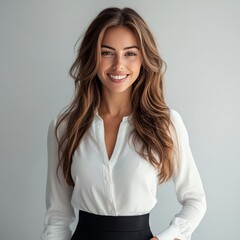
[107,73,129,83]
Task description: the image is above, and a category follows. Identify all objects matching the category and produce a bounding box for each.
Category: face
[97,26,142,94]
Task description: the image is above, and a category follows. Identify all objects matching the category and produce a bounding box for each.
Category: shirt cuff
[155,224,184,240]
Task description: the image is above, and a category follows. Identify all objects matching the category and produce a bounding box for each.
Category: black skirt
[71,210,153,240]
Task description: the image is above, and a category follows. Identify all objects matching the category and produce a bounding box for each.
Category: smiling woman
[41,7,206,240]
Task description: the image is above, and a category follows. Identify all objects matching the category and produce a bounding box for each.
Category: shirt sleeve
[155,110,207,240]
[41,118,75,240]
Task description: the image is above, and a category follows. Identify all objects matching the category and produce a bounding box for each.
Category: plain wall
[0,0,240,239]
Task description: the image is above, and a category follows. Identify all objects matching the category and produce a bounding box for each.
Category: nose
[112,54,124,70]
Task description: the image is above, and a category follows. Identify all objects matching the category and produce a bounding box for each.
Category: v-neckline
[95,112,129,163]
[105,122,122,162]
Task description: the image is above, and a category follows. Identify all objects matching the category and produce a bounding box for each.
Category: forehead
[101,26,139,47]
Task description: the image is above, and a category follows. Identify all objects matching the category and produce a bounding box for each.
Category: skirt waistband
[77,210,150,232]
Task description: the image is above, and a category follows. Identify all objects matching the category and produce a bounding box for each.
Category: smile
[107,74,129,83]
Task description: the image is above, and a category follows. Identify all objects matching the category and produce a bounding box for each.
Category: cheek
[97,61,107,73]
[129,61,142,74]
[99,59,113,72]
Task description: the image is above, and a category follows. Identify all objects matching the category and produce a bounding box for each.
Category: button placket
[96,114,128,215]
[102,163,116,214]
[107,164,116,214]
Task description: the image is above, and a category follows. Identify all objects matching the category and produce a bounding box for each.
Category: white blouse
[41,109,206,240]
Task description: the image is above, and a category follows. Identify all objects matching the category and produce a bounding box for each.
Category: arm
[154,110,207,240]
[41,118,75,240]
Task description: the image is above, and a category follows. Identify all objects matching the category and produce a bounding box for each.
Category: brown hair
[55,7,176,186]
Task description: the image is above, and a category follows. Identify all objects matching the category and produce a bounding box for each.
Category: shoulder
[48,114,68,139]
[169,109,185,128]
[168,109,189,140]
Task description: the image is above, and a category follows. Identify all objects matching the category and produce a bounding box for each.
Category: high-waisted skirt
[71,210,153,240]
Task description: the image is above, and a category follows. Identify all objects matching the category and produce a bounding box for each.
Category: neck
[98,89,132,117]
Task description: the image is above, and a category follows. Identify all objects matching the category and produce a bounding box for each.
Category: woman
[42,7,206,240]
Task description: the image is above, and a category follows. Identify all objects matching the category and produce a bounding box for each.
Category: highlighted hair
[55,7,176,186]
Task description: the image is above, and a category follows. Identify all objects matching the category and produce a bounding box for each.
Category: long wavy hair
[55,7,176,186]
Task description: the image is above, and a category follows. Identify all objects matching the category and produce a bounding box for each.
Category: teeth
[109,74,127,80]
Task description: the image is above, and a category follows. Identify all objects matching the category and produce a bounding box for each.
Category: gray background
[1,0,239,239]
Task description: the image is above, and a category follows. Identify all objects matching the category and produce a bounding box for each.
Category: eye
[101,51,114,56]
[125,52,137,56]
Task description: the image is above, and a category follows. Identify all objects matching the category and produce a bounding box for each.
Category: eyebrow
[101,45,139,50]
